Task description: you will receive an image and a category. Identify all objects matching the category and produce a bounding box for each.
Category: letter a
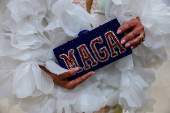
[105,31,126,58]
[77,44,98,70]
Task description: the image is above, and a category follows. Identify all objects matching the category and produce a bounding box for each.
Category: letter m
[60,49,83,72]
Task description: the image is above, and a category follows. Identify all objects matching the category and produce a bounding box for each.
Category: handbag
[53,19,132,81]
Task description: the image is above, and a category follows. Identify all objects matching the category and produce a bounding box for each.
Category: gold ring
[140,34,145,42]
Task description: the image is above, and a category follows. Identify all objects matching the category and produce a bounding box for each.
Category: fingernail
[91,72,95,75]
[73,67,79,72]
[125,43,130,48]
[117,30,122,34]
[131,46,134,49]
[121,39,126,44]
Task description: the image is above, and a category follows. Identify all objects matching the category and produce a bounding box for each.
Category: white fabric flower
[7,0,47,22]
[105,0,170,112]
[12,62,54,98]
[45,0,96,36]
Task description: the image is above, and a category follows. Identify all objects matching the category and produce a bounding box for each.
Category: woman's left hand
[117,18,145,49]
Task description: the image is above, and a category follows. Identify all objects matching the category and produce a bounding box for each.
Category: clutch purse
[53,19,132,81]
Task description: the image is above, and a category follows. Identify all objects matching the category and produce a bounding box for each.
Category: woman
[0,0,169,113]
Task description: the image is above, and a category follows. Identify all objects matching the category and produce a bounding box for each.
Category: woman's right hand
[39,66,95,89]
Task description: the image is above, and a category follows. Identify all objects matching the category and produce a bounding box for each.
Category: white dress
[0,0,170,113]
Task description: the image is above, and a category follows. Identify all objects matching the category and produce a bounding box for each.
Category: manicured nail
[117,30,122,34]
[131,46,134,49]
[121,39,126,44]
[125,43,130,48]
[91,72,95,75]
[73,67,79,72]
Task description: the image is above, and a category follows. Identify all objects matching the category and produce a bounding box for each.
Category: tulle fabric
[0,0,169,113]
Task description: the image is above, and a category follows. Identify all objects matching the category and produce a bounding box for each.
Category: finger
[117,19,140,34]
[121,26,142,45]
[126,32,145,48]
[39,65,51,75]
[67,71,95,89]
[58,67,79,80]
[117,22,131,35]
[129,35,142,47]
[131,42,141,49]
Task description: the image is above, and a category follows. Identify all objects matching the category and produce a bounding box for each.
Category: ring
[140,34,145,42]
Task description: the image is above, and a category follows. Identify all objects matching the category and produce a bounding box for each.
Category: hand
[117,18,145,49]
[39,66,95,89]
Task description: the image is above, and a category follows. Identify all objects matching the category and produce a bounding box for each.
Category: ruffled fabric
[0,0,169,113]
[44,0,96,36]
[105,0,170,112]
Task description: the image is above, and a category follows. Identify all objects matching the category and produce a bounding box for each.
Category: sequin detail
[73,0,106,13]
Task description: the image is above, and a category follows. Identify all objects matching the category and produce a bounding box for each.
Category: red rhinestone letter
[105,31,126,58]
[60,49,83,72]
[90,37,110,62]
[77,44,98,70]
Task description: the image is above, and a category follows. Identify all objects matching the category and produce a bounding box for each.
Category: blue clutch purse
[53,19,132,81]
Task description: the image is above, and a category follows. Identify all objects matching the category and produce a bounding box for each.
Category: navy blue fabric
[53,19,132,81]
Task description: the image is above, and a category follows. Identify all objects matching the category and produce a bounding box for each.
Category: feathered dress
[0,0,170,113]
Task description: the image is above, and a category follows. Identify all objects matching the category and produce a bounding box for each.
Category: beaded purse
[53,19,132,81]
